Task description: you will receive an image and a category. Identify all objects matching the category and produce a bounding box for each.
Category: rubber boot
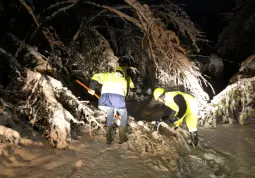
[190,131,198,147]
[106,126,113,144]
[118,127,127,144]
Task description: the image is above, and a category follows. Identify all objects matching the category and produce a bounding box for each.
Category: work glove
[190,131,198,147]
[88,89,95,95]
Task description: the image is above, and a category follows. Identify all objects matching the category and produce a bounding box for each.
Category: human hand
[88,89,95,95]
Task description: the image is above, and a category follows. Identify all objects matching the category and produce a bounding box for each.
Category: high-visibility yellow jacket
[90,72,134,108]
[164,91,198,132]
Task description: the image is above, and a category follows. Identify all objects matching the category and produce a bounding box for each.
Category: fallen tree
[200,55,255,128]
[0,1,218,174]
[1,1,245,175]
[84,0,212,105]
[0,33,110,148]
[0,42,190,171]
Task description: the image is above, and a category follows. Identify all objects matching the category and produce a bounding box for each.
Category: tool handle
[76,80,100,99]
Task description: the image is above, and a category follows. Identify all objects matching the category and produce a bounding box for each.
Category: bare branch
[84,1,143,29]
[45,1,79,21]
[19,0,39,27]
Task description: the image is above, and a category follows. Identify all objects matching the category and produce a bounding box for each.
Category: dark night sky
[178,0,228,40]
[180,0,224,13]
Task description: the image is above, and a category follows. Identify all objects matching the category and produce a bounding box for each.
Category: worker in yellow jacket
[153,88,199,146]
[88,67,134,144]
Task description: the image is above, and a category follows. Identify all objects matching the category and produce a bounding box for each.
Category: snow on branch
[85,0,211,104]
[200,76,255,128]
[21,70,106,148]
[150,0,208,52]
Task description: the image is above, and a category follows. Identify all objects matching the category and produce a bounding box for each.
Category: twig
[7,33,52,72]
[46,1,79,21]
[30,1,78,41]
[19,0,39,27]
[84,1,143,29]
[0,47,22,70]
[44,1,75,11]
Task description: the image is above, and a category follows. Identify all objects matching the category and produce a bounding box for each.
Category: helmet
[116,67,125,77]
[153,88,164,100]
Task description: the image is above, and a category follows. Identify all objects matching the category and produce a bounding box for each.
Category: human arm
[125,75,135,89]
[160,93,186,127]
[124,75,135,98]
[161,105,179,123]
[173,94,187,118]
[128,76,135,89]
[89,73,109,90]
[88,73,110,95]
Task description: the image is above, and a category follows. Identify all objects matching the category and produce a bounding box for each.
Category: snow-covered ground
[0,135,177,178]
[1,101,255,178]
[127,101,255,178]
[199,118,255,178]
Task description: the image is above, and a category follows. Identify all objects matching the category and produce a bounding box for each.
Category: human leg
[185,113,198,146]
[116,108,128,144]
[105,107,115,144]
[185,96,199,146]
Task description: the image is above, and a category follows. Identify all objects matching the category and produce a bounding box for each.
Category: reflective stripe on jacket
[91,72,129,108]
[126,76,135,89]
[164,91,198,131]
[164,91,197,118]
